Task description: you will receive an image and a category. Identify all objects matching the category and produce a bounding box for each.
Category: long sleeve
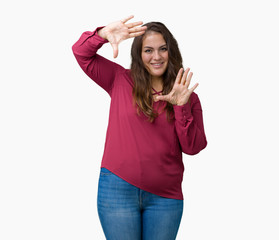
[173,92,207,155]
[72,27,123,96]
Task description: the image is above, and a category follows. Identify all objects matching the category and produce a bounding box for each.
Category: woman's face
[141,32,168,81]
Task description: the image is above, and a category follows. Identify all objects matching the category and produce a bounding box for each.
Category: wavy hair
[130,22,183,123]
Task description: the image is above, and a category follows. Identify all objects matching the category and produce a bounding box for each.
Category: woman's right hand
[98,15,147,58]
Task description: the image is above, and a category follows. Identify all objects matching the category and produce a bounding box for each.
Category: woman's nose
[153,51,161,60]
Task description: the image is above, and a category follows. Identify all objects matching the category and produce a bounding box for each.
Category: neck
[151,76,163,86]
[151,77,163,93]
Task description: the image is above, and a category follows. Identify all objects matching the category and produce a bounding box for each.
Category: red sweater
[72,27,207,200]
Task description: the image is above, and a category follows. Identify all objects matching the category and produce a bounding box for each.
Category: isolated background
[1,0,278,239]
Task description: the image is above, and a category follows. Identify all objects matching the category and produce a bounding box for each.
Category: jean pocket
[100,167,113,176]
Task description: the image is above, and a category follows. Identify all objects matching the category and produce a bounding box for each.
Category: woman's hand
[155,68,199,106]
[98,15,147,58]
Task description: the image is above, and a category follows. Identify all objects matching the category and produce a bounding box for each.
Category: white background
[1,0,279,239]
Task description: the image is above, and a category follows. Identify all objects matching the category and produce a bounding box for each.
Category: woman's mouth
[151,62,164,69]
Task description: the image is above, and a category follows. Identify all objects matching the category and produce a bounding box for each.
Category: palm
[156,68,199,106]
[169,82,193,105]
[102,15,147,58]
[106,22,130,48]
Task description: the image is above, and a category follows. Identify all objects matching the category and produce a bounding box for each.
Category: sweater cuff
[94,26,109,43]
[173,102,193,126]
[80,26,109,46]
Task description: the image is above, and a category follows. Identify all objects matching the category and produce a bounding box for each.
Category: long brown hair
[130,22,183,123]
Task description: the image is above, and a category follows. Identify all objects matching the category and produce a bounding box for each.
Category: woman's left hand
[155,68,199,106]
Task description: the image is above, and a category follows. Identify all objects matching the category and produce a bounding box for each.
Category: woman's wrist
[97,27,108,40]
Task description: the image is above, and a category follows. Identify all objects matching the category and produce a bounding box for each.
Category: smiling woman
[72,15,207,240]
[131,21,186,122]
[141,32,169,83]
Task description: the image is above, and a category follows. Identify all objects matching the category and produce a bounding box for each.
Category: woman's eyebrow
[143,44,167,49]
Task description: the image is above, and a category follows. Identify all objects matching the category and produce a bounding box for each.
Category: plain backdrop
[1,0,279,239]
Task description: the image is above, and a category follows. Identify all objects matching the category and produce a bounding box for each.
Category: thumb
[111,43,119,58]
[155,95,165,101]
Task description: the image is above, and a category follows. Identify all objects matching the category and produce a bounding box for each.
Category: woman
[72,15,207,240]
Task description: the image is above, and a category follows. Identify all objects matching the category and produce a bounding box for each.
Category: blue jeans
[97,167,184,240]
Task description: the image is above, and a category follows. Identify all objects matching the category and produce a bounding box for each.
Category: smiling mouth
[151,63,164,68]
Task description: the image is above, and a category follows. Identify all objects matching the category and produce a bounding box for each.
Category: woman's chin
[150,70,165,78]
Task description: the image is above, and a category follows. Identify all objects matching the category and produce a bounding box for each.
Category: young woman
[72,15,207,240]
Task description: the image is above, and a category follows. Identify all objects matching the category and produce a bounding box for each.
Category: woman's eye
[145,49,152,53]
[161,47,168,51]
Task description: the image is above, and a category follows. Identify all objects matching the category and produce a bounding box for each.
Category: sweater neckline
[151,87,163,95]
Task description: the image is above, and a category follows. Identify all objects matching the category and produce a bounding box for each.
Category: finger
[129,30,146,38]
[155,96,161,101]
[175,68,184,84]
[128,26,147,33]
[181,68,190,85]
[121,15,134,24]
[111,43,119,58]
[185,71,193,88]
[126,21,144,29]
[155,95,166,101]
[189,83,199,92]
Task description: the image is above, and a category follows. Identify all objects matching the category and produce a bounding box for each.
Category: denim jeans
[97,167,184,240]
